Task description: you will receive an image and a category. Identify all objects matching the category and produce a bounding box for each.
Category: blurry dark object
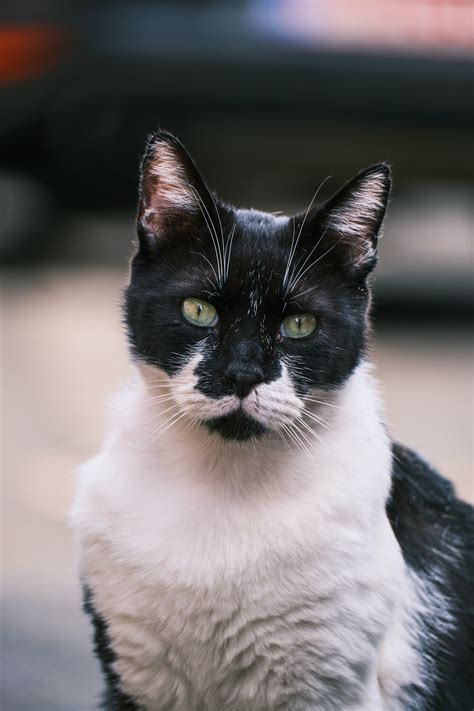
[0,2,74,258]
[2,1,472,207]
[0,0,472,315]
[0,172,53,260]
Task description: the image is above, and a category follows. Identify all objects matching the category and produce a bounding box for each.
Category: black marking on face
[125,131,391,438]
[206,409,266,441]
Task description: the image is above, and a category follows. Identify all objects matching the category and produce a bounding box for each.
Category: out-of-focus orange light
[0,25,67,85]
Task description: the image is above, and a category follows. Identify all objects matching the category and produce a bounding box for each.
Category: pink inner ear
[327,172,387,266]
[139,142,198,234]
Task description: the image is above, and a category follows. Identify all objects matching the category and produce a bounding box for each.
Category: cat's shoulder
[387,441,472,534]
[387,442,474,711]
[387,441,472,573]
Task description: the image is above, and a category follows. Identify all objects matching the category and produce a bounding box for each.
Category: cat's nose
[224,365,264,399]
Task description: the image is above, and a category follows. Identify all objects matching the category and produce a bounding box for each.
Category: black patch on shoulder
[83,585,140,710]
[387,443,474,710]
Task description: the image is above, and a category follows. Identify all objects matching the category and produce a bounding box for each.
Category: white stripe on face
[171,352,240,421]
[170,355,303,431]
[242,363,303,428]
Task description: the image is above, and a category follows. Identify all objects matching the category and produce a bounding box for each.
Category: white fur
[247,260,264,316]
[146,142,197,213]
[330,174,386,265]
[150,349,305,432]
[72,361,425,710]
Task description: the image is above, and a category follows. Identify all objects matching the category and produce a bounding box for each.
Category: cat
[71,130,473,711]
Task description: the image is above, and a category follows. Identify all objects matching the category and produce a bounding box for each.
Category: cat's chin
[205,410,266,442]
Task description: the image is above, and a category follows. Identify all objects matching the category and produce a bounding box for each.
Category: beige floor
[2,270,472,710]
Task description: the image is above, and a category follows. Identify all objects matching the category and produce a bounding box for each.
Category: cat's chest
[83,509,399,711]
[75,413,402,709]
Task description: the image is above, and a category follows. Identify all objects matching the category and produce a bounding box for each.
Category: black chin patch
[205,410,266,441]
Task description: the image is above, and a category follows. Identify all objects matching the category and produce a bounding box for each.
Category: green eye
[181,298,218,327]
[280,313,317,339]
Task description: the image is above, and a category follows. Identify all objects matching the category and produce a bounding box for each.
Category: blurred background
[1,1,473,708]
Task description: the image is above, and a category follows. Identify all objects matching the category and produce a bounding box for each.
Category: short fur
[72,131,473,710]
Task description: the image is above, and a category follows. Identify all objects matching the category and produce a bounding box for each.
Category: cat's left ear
[318,163,391,274]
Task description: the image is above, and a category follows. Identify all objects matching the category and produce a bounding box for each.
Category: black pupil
[197,303,203,317]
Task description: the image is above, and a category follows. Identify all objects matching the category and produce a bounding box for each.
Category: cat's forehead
[227,208,291,265]
[232,208,290,243]
[234,207,290,229]
[224,209,291,295]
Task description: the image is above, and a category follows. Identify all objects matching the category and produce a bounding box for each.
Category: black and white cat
[72,131,473,711]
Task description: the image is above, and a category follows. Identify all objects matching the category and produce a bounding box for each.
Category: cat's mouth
[205,408,266,441]
[167,357,304,440]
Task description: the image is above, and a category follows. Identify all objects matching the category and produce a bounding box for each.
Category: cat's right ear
[136,130,214,249]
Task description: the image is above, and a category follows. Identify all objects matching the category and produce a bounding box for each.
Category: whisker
[294,416,322,446]
[146,381,182,390]
[282,218,296,289]
[208,190,227,280]
[144,379,192,387]
[303,396,342,411]
[286,223,330,294]
[144,394,177,403]
[141,403,180,433]
[190,188,222,278]
[189,186,224,287]
[141,396,178,408]
[300,407,334,433]
[224,224,236,281]
[208,188,225,246]
[298,233,342,276]
[143,409,187,451]
[289,284,319,300]
[277,426,294,455]
[189,251,219,289]
[283,175,332,295]
[288,231,342,297]
[278,422,300,452]
[285,421,312,459]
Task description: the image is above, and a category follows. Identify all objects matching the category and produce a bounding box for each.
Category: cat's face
[125,131,390,441]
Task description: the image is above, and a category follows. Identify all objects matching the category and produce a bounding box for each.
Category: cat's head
[125,131,390,441]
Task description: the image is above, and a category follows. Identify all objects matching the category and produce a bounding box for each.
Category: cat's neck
[74,360,394,586]
[108,360,392,508]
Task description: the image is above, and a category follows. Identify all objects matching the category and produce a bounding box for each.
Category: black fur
[206,408,266,441]
[388,444,474,710]
[84,132,473,707]
[85,448,474,711]
[125,131,389,441]
[83,585,139,710]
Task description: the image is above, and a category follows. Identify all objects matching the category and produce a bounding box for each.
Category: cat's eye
[181,298,218,327]
[280,314,317,339]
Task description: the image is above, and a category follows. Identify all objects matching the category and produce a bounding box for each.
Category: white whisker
[301,407,334,433]
[283,175,332,295]
[143,409,188,451]
[294,416,322,445]
[286,223,330,294]
[224,224,236,281]
[189,251,219,290]
[189,185,225,287]
[304,396,342,411]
